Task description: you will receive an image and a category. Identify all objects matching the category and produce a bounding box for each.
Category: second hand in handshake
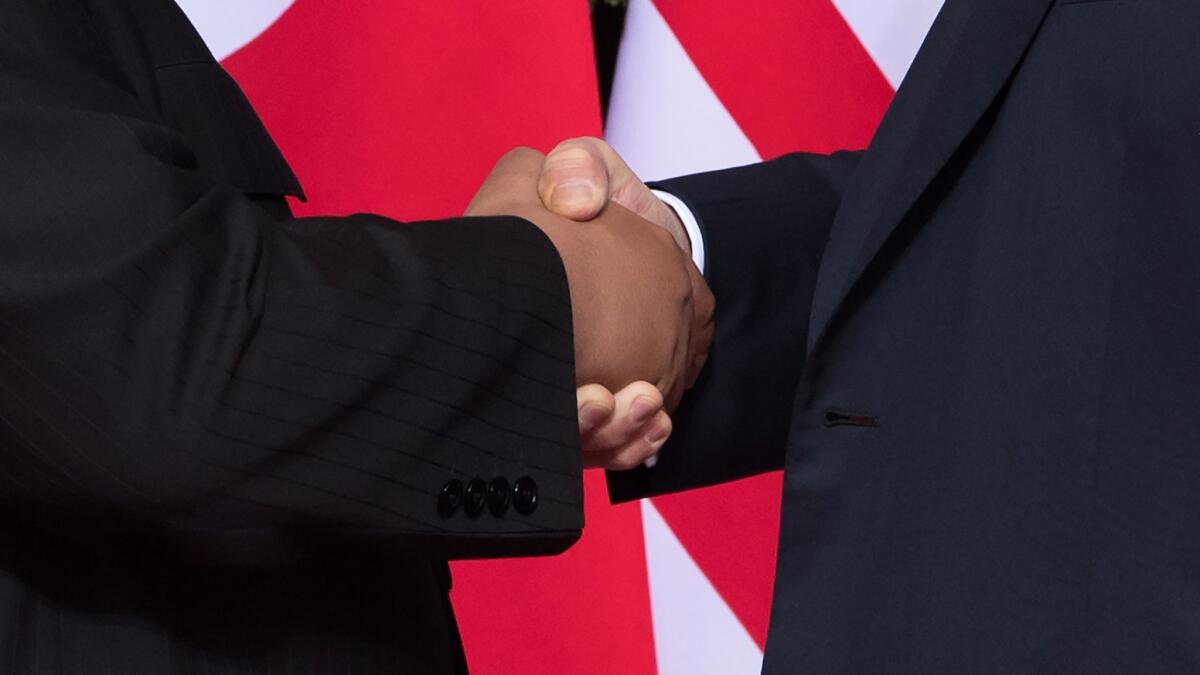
[466,147,714,470]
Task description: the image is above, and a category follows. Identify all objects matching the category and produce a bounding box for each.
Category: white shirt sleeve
[651,189,706,275]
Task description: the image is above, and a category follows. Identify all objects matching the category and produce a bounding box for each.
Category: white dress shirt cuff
[651,189,706,275]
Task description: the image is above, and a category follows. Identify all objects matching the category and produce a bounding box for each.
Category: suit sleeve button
[512,476,539,515]
[464,478,488,518]
[438,480,464,519]
[487,477,511,516]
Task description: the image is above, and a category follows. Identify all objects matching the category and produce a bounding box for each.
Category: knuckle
[615,184,657,218]
[501,146,542,165]
[550,138,600,163]
[552,143,596,163]
[563,135,605,152]
[576,382,611,401]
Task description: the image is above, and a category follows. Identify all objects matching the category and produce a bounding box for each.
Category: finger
[465,147,547,215]
[539,137,691,262]
[539,137,612,221]
[588,410,672,471]
[581,381,663,457]
[576,384,616,437]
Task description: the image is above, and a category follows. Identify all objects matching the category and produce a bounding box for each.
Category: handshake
[466,138,715,470]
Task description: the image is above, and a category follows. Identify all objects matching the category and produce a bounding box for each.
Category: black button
[464,478,487,518]
[512,476,539,515]
[487,477,510,516]
[438,480,464,519]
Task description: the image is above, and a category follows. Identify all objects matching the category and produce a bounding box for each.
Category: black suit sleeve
[0,7,581,564]
[609,152,861,501]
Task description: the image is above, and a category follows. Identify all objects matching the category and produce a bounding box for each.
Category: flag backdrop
[177,0,941,673]
[605,1,943,672]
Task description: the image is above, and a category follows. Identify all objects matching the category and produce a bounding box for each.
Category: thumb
[539,137,627,221]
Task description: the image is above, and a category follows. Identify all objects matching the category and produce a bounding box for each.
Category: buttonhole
[823,409,879,428]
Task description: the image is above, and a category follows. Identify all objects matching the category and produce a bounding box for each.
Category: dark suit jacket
[614,0,1200,671]
[0,1,582,673]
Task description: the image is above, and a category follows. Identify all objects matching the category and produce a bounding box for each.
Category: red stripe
[653,0,894,157]
[647,0,897,649]
[222,0,603,221]
[222,5,659,675]
[651,472,783,648]
[453,472,658,675]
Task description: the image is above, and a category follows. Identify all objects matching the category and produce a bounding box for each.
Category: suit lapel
[806,0,1055,354]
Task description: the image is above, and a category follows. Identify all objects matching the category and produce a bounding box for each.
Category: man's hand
[577,382,670,470]
[538,137,689,253]
[538,137,714,391]
[468,147,697,411]
[536,137,717,470]
[535,137,717,471]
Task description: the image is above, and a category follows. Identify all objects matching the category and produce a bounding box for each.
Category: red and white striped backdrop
[177,1,941,673]
[606,2,942,672]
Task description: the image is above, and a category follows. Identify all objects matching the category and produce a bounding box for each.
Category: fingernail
[630,396,658,425]
[549,179,598,212]
[645,422,670,445]
[578,402,610,434]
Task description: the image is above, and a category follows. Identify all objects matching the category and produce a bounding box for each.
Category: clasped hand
[466,142,714,470]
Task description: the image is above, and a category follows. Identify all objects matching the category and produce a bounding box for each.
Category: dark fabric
[617,0,1200,672]
[610,152,861,499]
[0,0,582,672]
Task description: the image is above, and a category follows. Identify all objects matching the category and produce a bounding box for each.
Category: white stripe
[606,0,762,182]
[174,0,295,61]
[829,0,946,89]
[641,500,763,675]
[609,4,765,671]
[610,4,945,673]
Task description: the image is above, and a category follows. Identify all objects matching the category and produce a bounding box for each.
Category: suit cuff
[651,189,706,275]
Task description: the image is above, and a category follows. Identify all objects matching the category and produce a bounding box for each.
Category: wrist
[651,199,690,256]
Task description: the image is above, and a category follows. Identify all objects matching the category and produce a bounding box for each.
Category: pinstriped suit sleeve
[0,12,582,564]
